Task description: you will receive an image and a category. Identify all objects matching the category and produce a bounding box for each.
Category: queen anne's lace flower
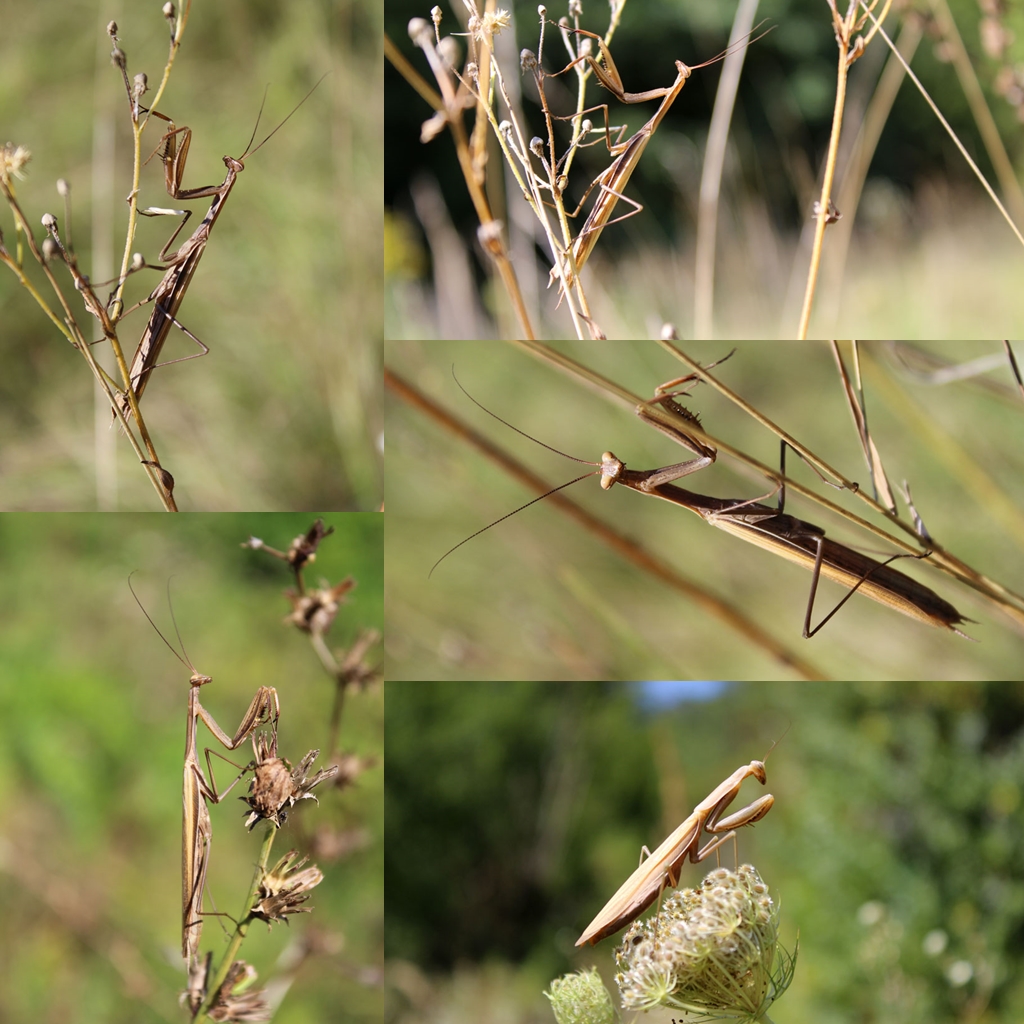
[614,865,796,1023]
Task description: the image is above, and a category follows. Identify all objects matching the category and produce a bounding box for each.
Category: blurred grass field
[385,340,1024,681]
[0,0,382,509]
[385,191,1024,339]
[0,513,382,1022]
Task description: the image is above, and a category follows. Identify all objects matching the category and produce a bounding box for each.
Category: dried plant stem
[798,38,849,340]
[111,0,193,318]
[0,179,176,508]
[387,26,535,339]
[823,16,924,326]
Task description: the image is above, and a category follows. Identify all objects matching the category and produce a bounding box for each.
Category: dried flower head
[1,143,31,185]
[474,9,511,40]
[252,849,324,926]
[182,955,270,1021]
[335,627,382,688]
[283,576,355,635]
[546,968,618,1024]
[207,959,270,1022]
[286,518,334,568]
[614,865,796,1022]
[241,735,339,830]
[241,517,334,570]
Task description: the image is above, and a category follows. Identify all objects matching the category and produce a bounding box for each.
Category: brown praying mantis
[577,757,774,946]
[549,26,769,294]
[116,78,325,420]
[600,381,970,637]
[129,578,279,962]
[435,368,971,638]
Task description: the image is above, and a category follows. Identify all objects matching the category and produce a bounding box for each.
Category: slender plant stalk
[693,0,759,339]
[193,825,278,1024]
[797,36,849,339]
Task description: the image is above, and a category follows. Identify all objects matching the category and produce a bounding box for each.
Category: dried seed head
[283,577,355,635]
[529,137,544,157]
[106,21,118,38]
[614,865,796,1022]
[521,49,537,72]
[545,969,617,1024]
[336,627,381,689]
[132,73,148,101]
[474,9,511,40]
[41,213,57,232]
[0,143,31,183]
[110,45,126,70]
[431,5,443,28]
[41,238,61,263]
[243,736,297,830]
[287,518,334,569]
[242,739,340,830]
[56,178,69,197]
[131,251,145,271]
[252,850,324,926]
[241,519,335,569]
[163,2,175,21]
[568,0,582,15]
[206,960,270,1022]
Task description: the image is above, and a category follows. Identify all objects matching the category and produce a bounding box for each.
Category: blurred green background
[385,339,1024,680]
[386,680,1024,1024]
[0,513,382,1022]
[0,0,382,509]
[385,0,1024,337]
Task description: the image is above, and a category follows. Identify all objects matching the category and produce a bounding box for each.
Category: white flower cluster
[614,864,796,1022]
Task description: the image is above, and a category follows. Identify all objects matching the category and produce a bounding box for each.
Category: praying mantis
[598,380,971,637]
[129,578,279,962]
[577,757,774,946]
[432,364,971,639]
[549,27,768,294]
[117,79,324,419]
